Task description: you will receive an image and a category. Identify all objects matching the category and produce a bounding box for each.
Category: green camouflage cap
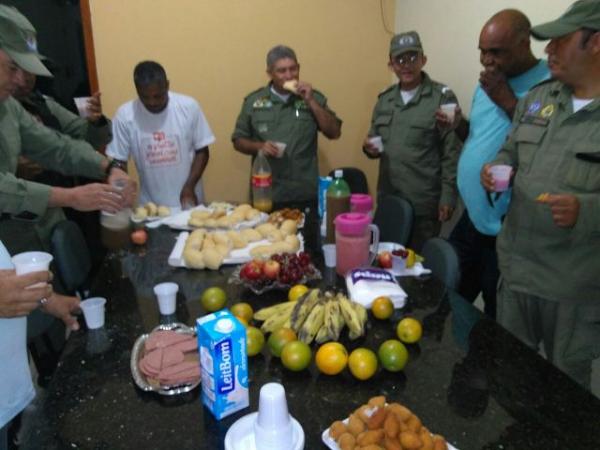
[390,31,423,58]
[531,0,600,39]
[0,5,51,76]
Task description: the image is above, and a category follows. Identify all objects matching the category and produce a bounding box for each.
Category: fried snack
[536,192,550,203]
[267,208,304,225]
[145,202,158,216]
[283,79,298,93]
[338,433,356,450]
[329,397,449,450]
[157,206,171,217]
[329,421,348,440]
[240,228,263,243]
[133,206,148,221]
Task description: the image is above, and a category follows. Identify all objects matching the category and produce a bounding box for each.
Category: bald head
[479,9,537,77]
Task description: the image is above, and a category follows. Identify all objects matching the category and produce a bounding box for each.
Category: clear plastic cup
[368,136,384,153]
[490,165,512,192]
[80,297,107,329]
[11,251,53,275]
[322,244,336,268]
[254,383,293,450]
[153,282,178,315]
[441,103,457,122]
[11,251,53,288]
[392,254,406,273]
[74,97,92,118]
[273,142,287,158]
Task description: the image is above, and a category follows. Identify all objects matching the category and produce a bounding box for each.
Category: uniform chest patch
[540,104,554,118]
[258,123,268,133]
[527,101,541,115]
[252,97,273,108]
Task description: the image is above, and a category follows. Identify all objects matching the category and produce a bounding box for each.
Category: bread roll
[283,80,298,93]
[190,210,212,221]
[227,230,248,249]
[279,219,297,236]
[202,248,224,270]
[157,206,171,217]
[133,206,148,221]
[255,222,277,237]
[244,208,260,221]
[183,248,205,269]
[145,202,158,216]
[240,228,263,243]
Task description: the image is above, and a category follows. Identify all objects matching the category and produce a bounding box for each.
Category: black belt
[0,212,37,221]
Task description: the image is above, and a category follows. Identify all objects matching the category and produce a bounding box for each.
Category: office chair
[373,194,414,246]
[328,167,369,194]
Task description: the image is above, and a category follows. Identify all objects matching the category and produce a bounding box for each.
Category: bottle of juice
[251,150,273,213]
[325,170,350,243]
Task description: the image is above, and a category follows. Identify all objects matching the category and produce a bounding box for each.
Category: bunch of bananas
[253,289,368,344]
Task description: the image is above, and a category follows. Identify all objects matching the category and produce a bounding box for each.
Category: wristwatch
[105,159,125,177]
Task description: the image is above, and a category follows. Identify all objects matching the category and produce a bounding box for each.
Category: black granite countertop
[20,205,600,450]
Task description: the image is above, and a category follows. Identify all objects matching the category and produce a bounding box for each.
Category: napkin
[168,232,189,267]
[345,268,407,309]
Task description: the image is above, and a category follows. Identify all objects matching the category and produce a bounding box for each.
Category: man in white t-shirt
[107,61,215,208]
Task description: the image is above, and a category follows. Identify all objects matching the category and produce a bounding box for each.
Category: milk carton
[197,310,249,420]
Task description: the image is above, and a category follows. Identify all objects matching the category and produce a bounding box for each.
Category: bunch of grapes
[271,252,314,285]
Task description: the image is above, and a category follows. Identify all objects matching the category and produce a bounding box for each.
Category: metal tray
[130,322,200,396]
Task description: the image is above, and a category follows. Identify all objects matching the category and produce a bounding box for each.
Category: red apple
[241,260,262,280]
[263,259,281,280]
[131,229,148,245]
[378,251,392,268]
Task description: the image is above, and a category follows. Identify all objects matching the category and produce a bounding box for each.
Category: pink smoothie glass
[334,213,379,276]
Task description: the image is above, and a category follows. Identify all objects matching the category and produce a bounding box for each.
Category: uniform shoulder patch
[528,77,557,93]
[243,86,268,102]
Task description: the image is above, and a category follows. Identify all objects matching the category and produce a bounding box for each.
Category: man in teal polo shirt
[232,45,342,203]
[482,0,600,389]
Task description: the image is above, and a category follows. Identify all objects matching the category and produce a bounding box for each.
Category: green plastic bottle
[325,169,351,243]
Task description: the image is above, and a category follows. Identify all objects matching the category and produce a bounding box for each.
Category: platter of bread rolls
[167,219,303,270]
[161,203,268,231]
[131,202,174,222]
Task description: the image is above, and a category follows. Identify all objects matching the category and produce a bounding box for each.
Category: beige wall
[90,0,396,203]
[395,0,573,115]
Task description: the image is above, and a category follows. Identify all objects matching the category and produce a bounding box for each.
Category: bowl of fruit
[229,252,321,294]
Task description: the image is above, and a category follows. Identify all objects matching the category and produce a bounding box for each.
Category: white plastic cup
[153,282,178,315]
[74,96,92,118]
[11,251,53,288]
[441,103,457,122]
[254,383,293,450]
[490,165,512,192]
[322,244,336,268]
[391,253,406,273]
[80,297,107,329]
[368,136,384,153]
[273,142,287,158]
[11,251,53,275]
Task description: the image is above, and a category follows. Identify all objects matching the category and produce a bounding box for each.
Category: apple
[263,259,281,280]
[131,229,148,245]
[378,251,392,268]
[241,260,262,280]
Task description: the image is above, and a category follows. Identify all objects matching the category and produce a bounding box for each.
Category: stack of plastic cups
[254,383,304,450]
[350,194,373,218]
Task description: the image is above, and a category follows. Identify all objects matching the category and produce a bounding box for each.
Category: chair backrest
[50,220,92,297]
[373,194,414,246]
[421,237,460,290]
[328,167,369,194]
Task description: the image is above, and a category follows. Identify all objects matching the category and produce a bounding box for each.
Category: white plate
[322,417,458,450]
[167,232,305,268]
[161,205,268,231]
[372,242,431,277]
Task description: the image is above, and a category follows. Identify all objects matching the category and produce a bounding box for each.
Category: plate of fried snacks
[162,203,267,231]
[131,323,200,396]
[267,208,305,228]
[322,395,457,450]
[168,219,303,270]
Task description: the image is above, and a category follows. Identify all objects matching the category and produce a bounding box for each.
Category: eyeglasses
[392,53,420,66]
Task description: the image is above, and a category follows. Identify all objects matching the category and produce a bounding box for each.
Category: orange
[315,342,348,375]
[267,327,297,358]
[348,348,378,380]
[378,339,408,372]
[371,296,394,320]
[234,316,249,327]
[280,340,312,371]
[201,286,227,312]
[230,302,253,323]
[246,326,265,357]
[396,317,423,344]
[288,284,309,302]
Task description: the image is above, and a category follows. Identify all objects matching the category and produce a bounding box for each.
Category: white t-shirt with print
[107,92,215,207]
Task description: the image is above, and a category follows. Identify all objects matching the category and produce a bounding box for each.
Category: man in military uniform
[0,8,135,255]
[482,0,600,389]
[232,45,342,203]
[363,32,461,251]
